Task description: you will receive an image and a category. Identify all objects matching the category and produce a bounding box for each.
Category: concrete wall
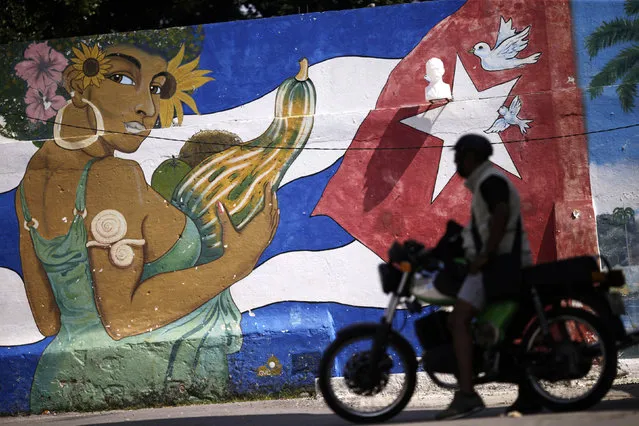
[0,0,637,415]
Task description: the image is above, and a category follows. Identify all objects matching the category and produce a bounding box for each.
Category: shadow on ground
[98,396,639,426]
[612,383,639,398]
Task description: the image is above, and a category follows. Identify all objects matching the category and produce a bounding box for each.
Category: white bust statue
[424,57,452,102]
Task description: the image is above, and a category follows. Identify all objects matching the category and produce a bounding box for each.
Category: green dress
[20,159,242,413]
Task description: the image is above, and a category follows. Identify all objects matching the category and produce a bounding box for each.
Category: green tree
[0,0,245,44]
[612,207,636,265]
[586,0,639,112]
[239,0,420,18]
[0,0,102,44]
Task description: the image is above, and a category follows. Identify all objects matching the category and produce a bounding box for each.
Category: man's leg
[435,273,485,420]
[505,375,543,415]
[450,299,477,394]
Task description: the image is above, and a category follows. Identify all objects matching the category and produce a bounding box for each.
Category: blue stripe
[192,1,466,113]
[257,158,354,266]
[0,337,53,414]
[0,189,22,277]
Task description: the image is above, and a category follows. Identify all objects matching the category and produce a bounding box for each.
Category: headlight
[378,263,402,294]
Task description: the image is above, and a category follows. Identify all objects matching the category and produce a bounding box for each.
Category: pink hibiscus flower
[15,42,68,91]
[25,85,67,124]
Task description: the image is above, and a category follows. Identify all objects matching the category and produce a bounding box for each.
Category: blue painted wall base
[0,302,433,414]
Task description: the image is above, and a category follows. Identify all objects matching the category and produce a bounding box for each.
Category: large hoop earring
[53,98,105,150]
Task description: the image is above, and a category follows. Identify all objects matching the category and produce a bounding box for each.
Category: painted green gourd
[172,58,317,263]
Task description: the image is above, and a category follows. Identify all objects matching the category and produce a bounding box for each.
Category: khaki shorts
[457,272,485,311]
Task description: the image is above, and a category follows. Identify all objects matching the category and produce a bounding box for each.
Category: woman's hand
[87,160,279,338]
[216,183,280,265]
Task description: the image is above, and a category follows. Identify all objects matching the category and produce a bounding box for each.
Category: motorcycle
[318,227,630,424]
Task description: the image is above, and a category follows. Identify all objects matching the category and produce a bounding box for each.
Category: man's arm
[482,201,509,256]
[469,176,510,273]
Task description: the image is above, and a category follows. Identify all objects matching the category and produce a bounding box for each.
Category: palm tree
[586,0,639,112]
[612,207,635,264]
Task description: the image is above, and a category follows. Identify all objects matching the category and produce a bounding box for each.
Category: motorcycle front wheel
[522,307,618,412]
[318,323,417,424]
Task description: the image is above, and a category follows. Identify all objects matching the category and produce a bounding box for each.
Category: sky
[572,0,639,166]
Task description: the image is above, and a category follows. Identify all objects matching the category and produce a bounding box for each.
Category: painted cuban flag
[0,0,596,348]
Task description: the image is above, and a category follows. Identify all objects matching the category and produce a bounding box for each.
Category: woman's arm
[87,158,279,339]
[15,192,61,336]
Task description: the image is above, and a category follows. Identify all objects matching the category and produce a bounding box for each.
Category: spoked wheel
[522,307,617,412]
[318,324,417,424]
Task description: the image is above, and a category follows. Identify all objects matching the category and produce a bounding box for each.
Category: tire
[521,307,617,412]
[318,323,417,424]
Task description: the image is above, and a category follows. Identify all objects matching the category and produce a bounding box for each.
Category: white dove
[470,17,541,71]
[484,96,532,134]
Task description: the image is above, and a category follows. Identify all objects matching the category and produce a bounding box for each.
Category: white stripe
[230,241,388,312]
[590,159,639,215]
[0,267,45,345]
[2,57,400,193]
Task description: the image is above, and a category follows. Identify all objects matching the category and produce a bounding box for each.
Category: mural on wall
[573,0,639,331]
[1,27,316,412]
[0,0,634,415]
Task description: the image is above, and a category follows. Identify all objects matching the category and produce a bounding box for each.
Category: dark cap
[452,134,493,160]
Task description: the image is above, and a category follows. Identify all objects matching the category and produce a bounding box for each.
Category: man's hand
[469,252,490,274]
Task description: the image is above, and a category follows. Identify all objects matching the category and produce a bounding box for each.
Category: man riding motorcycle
[436,134,540,420]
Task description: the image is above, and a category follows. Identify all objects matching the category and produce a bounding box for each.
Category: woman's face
[80,45,168,153]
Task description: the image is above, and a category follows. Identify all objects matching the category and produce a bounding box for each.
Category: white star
[401,55,521,202]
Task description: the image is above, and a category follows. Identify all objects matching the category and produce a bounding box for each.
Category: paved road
[2,383,638,426]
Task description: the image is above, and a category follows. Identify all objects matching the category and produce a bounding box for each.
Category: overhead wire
[1,110,637,152]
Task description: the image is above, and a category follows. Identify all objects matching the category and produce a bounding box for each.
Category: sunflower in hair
[159,44,213,128]
[70,43,111,89]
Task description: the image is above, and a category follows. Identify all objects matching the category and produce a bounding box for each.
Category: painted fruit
[151,158,193,201]
[179,130,243,168]
[172,58,316,263]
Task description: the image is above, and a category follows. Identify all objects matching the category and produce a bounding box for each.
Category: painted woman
[6,29,310,412]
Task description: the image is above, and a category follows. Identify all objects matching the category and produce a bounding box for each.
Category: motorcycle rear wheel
[318,324,417,424]
[521,307,617,412]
